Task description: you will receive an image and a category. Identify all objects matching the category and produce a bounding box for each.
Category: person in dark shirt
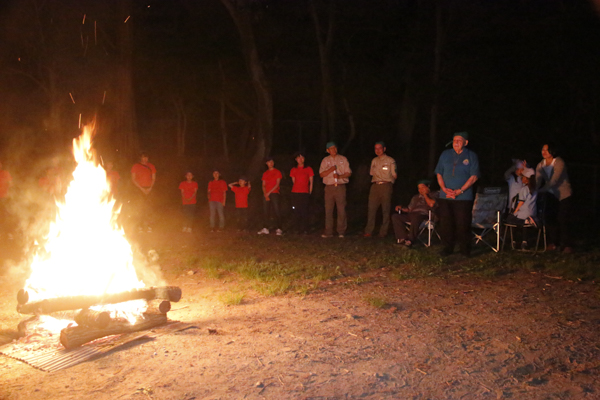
[391,180,438,247]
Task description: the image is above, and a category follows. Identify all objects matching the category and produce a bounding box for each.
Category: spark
[78,114,82,128]
[102,91,107,105]
[94,21,97,45]
[69,93,75,104]
[124,15,130,23]
[82,14,86,24]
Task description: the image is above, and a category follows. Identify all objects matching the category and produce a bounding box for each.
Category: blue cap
[325,141,337,150]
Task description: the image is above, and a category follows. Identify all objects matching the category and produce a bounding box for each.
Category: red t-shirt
[106,170,120,195]
[208,180,228,202]
[179,181,198,205]
[131,162,156,188]
[262,168,282,194]
[0,170,12,198]
[231,186,250,208]
[290,166,314,193]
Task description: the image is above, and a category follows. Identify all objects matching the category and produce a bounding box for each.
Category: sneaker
[521,241,529,250]
[257,228,270,235]
[321,234,333,238]
[275,229,283,236]
[338,234,344,238]
[363,233,372,238]
[147,227,152,233]
[396,239,405,245]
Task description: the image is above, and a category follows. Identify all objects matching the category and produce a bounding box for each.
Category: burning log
[17,286,182,315]
[74,309,112,329]
[147,300,171,314]
[60,313,168,349]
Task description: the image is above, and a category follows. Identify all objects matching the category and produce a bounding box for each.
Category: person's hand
[264,194,270,201]
[443,187,454,197]
[222,201,226,207]
[394,205,402,212]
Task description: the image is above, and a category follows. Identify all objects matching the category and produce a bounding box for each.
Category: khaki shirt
[370,154,397,183]
[319,154,352,185]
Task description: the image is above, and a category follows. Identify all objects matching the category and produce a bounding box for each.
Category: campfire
[14,123,181,350]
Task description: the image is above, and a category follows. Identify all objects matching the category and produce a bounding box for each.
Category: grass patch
[254,277,291,296]
[218,290,245,305]
[364,296,388,308]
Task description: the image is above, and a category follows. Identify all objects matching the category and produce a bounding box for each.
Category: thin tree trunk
[310,0,336,147]
[428,2,443,175]
[220,0,273,179]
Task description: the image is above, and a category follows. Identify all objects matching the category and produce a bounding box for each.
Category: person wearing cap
[319,142,352,238]
[364,141,397,238]
[504,159,526,212]
[290,151,314,234]
[208,169,228,232]
[434,132,480,256]
[535,142,573,253]
[131,152,157,233]
[391,180,438,247]
[258,157,283,235]
[506,167,537,249]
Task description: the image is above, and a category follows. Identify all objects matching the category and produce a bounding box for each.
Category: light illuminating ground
[0,214,599,400]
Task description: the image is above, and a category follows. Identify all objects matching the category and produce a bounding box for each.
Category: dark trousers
[262,192,282,230]
[182,204,196,227]
[438,199,473,255]
[291,192,310,233]
[543,194,574,248]
[132,189,153,229]
[234,207,249,230]
[391,212,427,242]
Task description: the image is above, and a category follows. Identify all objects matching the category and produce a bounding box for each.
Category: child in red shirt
[179,172,198,233]
[258,157,283,235]
[229,177,252,232]
[207,169,228,232]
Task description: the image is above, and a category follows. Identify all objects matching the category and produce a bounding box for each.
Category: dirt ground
[1,227,599,400]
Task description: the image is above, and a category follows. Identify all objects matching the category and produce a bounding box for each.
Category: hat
[522,168,535,178]
[417,179,431,186]
[325,141,337,150]
[264,156,274,162]
[445,131,469,147]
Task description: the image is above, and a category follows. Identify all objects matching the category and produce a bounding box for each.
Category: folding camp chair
[403,210,440,247]
[502,218,546,254]
[471,187,508,252]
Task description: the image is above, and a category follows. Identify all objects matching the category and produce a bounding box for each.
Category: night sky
[0,0,599,190]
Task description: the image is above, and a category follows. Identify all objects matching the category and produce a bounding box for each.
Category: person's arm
[149,172,156,192]
[320,165,336,178]
[424,193,436,208]
[222,190,226,206]
[248,182,252,192]
[504,165,516,181]
[437,173,455,198]
[262,179,268,200]
[309,176,314,194]
[542,158,566,191]
[228,182,237,189]
[456,175,478,196]
[391,159,397,180]
[187,187,198,202]
[266,178,281,196]
[513,200,524,215]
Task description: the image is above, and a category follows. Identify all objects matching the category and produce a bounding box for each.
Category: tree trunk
[114,0,138,161]
[428,2,443,175]
[220,0,273,179]
[310,0,336,147]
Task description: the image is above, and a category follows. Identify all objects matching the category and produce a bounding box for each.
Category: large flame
[24,124,145,317]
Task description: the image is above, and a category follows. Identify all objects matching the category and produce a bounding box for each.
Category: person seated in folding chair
[505,168,538,249]
[504,158,526,214]
[391,180,438,248]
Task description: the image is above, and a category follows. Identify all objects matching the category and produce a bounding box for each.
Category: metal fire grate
[0,321,195,372]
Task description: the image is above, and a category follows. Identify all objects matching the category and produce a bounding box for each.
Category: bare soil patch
[1,227,599,400]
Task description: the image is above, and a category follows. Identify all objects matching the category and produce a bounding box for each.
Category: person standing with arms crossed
[319,142,352,238]
[434,132,479,257]
[364,141,397,238]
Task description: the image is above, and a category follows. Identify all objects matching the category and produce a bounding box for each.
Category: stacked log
[16,286,181,349]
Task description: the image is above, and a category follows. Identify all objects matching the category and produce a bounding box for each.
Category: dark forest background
[0,0,599,225]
